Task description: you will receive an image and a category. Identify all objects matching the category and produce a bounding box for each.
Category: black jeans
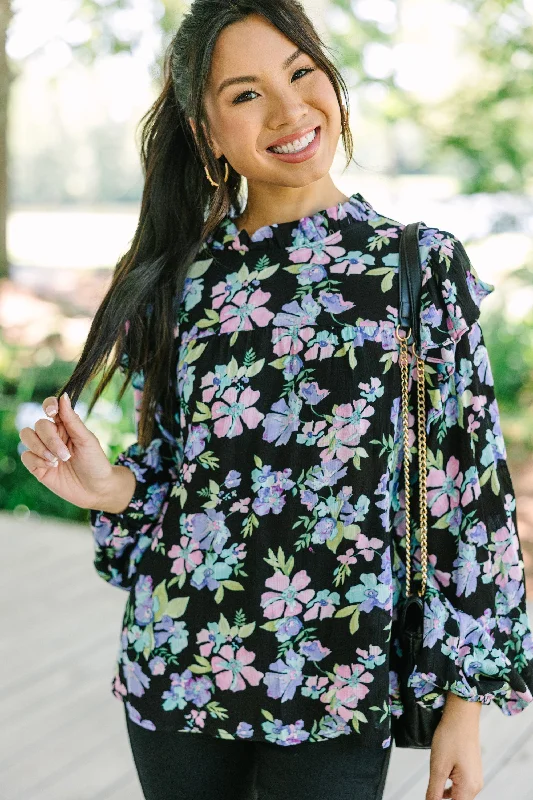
[125,710,392,800]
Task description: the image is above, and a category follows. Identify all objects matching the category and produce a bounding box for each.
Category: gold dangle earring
[204,158,229,187]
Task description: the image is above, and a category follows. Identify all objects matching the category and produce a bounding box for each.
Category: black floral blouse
[90,191,533,749]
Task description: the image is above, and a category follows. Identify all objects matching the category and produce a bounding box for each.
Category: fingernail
[58,445,71,461]
[49,459,59,468]
[44,450,59,463]
[62,391,71,408]
[45,406,57,417]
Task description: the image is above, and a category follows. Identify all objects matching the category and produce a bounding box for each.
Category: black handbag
[390,222,444,748]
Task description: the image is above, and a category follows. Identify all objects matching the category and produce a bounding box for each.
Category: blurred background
[1,1,533,797]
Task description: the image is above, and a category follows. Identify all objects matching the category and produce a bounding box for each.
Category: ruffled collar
[203,190,377,253]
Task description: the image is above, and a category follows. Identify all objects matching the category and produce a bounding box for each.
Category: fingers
[52,392,92,446]
[22,420,71,463]
[20,447,59,477]
[21,428,61,466]
[42,395,59,420]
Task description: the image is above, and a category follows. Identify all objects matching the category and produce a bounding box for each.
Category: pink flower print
[229,496,251,513]
[212,386,264,439]
[330,250,375,275]
[272,324,315,356]
[427,455,463,517]
[219,288,274,333]
[355,534,383,561]
[337,547,358,566]
[212,275,241,309]
[168,536,204,576]
[316,399,374,463]
[211,644,264,691]
[200,367,229,404]
[190,709,207,729]
[303,589,338,621]
[321,663,373,722]
[197,623,224,658]
[304,675,329,697]
[297,419,327,446]
[182,462,197,483]
[428,553,451,588]
[305,329,339,361]
[289,230,344,265]
[261,570,315,620]
[467,412,481,435]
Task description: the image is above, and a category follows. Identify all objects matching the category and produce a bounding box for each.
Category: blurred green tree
[329,0,533,193]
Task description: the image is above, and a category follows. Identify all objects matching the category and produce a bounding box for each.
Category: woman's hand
[426,692,484,800]
[19,392,115,510]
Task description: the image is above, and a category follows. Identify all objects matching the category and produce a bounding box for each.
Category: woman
[20,2,533,799]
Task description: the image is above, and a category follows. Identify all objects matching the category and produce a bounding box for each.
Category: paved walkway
[2,511,533,799]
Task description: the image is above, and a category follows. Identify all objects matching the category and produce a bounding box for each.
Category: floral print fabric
[90,191,533,748]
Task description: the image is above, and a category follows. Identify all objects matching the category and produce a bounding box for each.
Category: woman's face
[197,13,343,189]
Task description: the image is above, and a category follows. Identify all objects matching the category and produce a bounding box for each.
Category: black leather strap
[398,221,423,352]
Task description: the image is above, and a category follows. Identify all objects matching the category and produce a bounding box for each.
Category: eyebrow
[217,48,304,96]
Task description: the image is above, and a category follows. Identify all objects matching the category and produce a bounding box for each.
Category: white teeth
[271,128,317,154]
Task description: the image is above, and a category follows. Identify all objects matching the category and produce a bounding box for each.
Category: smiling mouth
[267,126,319,154]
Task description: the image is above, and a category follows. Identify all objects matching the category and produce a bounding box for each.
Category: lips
[266,125,319,150]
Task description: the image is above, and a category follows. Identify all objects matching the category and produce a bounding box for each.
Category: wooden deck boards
[1,511,532,799]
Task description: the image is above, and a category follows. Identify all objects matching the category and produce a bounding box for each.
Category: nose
[266,86,309,133]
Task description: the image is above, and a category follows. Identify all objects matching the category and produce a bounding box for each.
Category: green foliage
[0,336,137,520]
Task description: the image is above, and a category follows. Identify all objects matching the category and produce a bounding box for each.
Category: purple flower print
[318,290,355,315]
[304,458,348,491]
[211,644,264,691]
[184,509,231,554]
[274,615,304,642]
[452,541,481,597]
[262,718,311,745]
[161,668,214,712]
[261,570,315,620]
[250,465,295,515]
[321,663,374,722]
[297,263,328,285]
[289,229,344,265]
[122,654,150,697]
[422,595,448,648]
[148,656,166,676]
[303,589,340,621]
[264,649,305,701]
[236,722,255,739]
[316,398,374,463]
[167,535,204,577]
[299,640,332,665]
[330,250,375,275]
[219,287,274,333]
[312,516,338,545]
[154,615,189,654]
[262,391,302,445]
[427,455,463,517]
[125,701,156,730]
[184,423,209,459]
[299,381,330,406]
[212,385,264,439]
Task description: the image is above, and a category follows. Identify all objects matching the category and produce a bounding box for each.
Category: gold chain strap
[394,325,428,598]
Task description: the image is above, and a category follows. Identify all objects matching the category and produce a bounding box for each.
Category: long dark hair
[57,0,355,448]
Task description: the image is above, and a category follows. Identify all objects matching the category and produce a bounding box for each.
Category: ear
[188,116,223,160]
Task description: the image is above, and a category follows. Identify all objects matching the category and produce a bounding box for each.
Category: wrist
[96,465,137,514]
[443,690,482,718]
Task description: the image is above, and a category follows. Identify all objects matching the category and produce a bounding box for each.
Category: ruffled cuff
[89,439,179,591]
[406,586,533,714]
[418,230,495,379]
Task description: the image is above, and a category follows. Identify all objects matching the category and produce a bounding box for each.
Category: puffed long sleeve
[89,367,183,591]
[391,228,533,717]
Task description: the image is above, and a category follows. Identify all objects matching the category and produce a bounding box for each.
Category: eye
[231,66,316,105]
